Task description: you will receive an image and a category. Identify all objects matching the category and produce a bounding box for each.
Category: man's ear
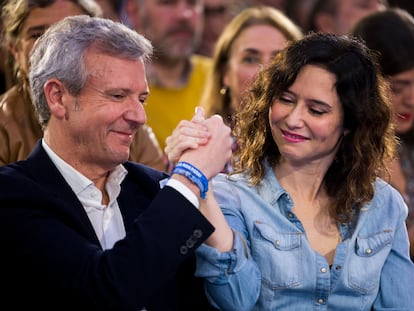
[8,41,19,63]
[44,79,67,119]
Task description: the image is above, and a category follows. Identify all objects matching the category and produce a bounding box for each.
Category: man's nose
[124,101,146,126]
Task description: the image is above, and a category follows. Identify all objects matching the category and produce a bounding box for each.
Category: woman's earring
[219,86,228,95]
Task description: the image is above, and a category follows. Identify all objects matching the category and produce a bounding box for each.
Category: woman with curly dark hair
[166,32,414,310]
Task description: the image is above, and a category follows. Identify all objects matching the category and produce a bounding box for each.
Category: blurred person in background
[352,7,414,261]
[307,0,388,34]
[249,0,286,11]
[95,0,121,21]
[0,0,8,94]
[196,0,239,57]
[388,0,414,16]
[285,0,318,32]
[124,0,211,153]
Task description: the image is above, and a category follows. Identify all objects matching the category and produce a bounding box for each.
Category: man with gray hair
[0,15,229,310]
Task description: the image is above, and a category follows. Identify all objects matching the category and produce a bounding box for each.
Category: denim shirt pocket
[348,230,393,293]
[252,221,302,289]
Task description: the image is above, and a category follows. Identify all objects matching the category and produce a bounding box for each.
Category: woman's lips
[281,129,308,143]
[397,113,413,121]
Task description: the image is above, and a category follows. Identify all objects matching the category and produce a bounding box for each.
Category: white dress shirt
[42,139,198,250]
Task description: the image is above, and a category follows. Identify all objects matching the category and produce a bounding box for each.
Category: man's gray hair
[29,15,153,128]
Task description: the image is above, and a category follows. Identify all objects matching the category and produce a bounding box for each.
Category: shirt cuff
[166,178,199,209]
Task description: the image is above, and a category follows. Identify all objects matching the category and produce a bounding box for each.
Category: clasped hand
[165,107,232,180]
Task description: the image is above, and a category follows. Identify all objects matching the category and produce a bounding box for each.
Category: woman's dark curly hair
[232,32,397,222]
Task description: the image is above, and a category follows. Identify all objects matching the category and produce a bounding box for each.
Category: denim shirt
[196,163,414,311]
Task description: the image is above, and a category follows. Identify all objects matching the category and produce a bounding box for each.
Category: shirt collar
[41,139,127,196]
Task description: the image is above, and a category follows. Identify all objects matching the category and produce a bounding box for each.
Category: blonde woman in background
[166,5,303,172]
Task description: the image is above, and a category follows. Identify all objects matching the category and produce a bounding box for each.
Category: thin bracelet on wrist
[172,162,209,199]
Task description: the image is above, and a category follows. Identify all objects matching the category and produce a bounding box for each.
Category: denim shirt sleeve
[195,176,261,311]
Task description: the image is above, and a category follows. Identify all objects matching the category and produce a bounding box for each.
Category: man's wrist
[166,178,199,208]
[172,162,209,199]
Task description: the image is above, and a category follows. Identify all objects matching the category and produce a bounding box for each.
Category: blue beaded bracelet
[172,162,209,199]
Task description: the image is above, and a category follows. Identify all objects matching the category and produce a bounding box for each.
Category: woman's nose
[285,104,305,128]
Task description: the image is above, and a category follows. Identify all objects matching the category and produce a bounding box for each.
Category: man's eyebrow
[25,24,48,33]
[105,88,150,97]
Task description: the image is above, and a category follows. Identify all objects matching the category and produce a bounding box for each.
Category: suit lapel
[25,141,100,245]
[117,162,167,234]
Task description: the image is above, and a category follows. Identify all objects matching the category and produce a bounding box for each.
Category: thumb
[192,106,205,122]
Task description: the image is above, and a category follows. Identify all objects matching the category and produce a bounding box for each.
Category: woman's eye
[390,85,404,95]
[309,107,326,115]
[279,96,293,104]
[242,55,260,64]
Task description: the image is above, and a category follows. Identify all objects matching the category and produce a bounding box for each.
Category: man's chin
[111,148,130,164]
[120,151,130,163]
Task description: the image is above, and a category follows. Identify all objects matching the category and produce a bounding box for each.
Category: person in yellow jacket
[125,0,212,152]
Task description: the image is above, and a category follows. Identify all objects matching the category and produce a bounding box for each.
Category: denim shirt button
[288,213,294,218]
[318,298,324,304]
[365,248,372,254]
[321,267,327,273]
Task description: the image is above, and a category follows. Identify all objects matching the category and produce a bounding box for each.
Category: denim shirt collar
[256,160,356,238]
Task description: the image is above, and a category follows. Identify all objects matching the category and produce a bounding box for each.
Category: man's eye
[139,97,148,105]
[111,94,125,100]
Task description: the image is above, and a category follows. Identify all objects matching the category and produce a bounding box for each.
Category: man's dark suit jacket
[0,141,217,310]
